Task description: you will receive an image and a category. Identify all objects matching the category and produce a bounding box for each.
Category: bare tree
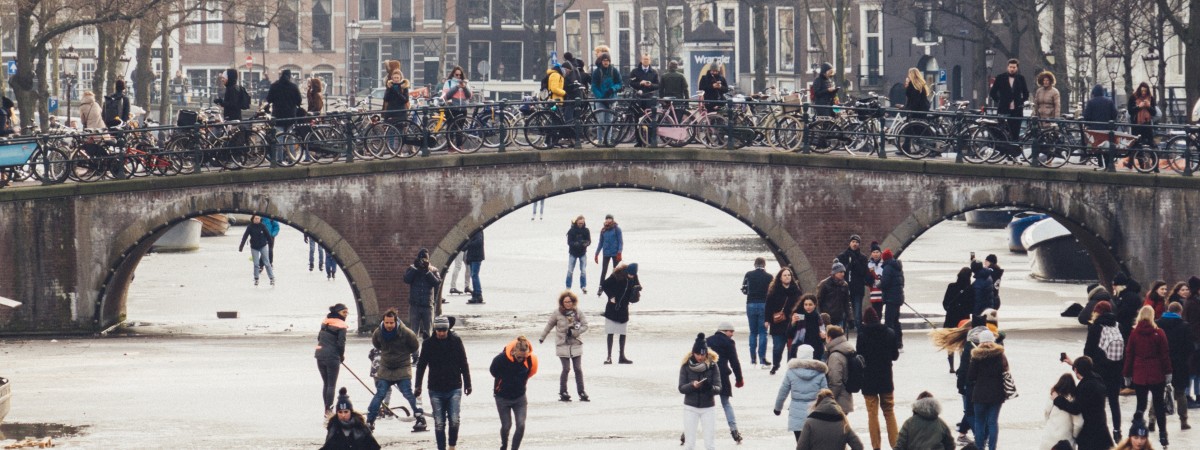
[496,0,578,79]
[1154,0,1200,115]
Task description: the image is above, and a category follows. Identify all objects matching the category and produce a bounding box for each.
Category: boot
[731,429,743,444]
[411,415,428,432]
[579,392,590,402]
[680,433,685,446]
[449,287,462,294]
[1182,417,1190,430]
[559,392,572,402]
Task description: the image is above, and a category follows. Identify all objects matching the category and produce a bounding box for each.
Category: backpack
[837,349,867,394]
[1098,324,1124,362]
[103,93,125,127]
[537,72,552,101]
[237,85,251,110]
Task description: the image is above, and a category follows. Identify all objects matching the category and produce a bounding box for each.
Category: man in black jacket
[415,316,472,450]
[214,68,244,121]
[1055,356,1114,449]
[836,235,870,332]
[404,248,442,339]
[566,216,591,294]
[706,323,745,444]
[265,69,303,132]
[697,63,729,112]
[465,231,485,304]
[742,257,773,367]
[628,54,660,147]
[988,58,1030,143]
[1112,273,1143,339]
[812,63,838,117]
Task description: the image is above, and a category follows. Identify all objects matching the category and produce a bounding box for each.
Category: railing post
[1106,123,1116,173]
[574,98,584,150]
[725,99,735,150]
[497,101,508,153]
[343,112,355,163]
[192,124,204,174]
[419,106,431,158]
[800,103,811,154]
[877,104,887,159]
[954,110,966,164]
[1186,125,1196,177]
[1029,118,1042,167]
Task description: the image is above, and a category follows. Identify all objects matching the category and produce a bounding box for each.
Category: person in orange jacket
[490,336,538,450]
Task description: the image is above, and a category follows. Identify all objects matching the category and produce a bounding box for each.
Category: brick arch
[96,194,378,330]
[428,167,819,292]
[886,184,1124,284]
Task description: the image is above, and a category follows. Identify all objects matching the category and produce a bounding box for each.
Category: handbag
[1164,384,1176,415]
[772,311,787,324]
[1002,371,1019,400]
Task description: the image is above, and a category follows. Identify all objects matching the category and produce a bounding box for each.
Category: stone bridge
[1,149,1197,334]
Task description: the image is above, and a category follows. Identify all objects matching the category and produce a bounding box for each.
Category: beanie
[849,234,861,243]
[1129,419,1149,437]
[981,308,998,324]
[626,263,638,276]
[1189,276,1200,294]
[692,332,708,354]
[977,330,996,344]
[861,306,880,325]
[870,241,881,253]
[433,316,450,330]
[336,387,353,411]
[831,261,847,275]
[795,344,815,360]
[985,254,998,264]
[881,249,894,261]
[717,321,735,332]
[1112,272,1130,286]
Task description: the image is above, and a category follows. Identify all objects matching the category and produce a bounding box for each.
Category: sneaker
[760,363,770,370]
[254,279,259,286]
[619,357,633,364]
[731,430,743,444]
[270,279,276,286]
[957,434,973,446]
[450,288,462,295]
[604,358,612,365]
[579,393,590,402]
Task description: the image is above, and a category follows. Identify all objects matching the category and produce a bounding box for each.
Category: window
[808,10,827,70]
[499,0,521,26]
[860,8,883,85]
[564,12,581,55]
[391,0,412,31]
[468,0,490,26]
[279,0,300,51]
[722,7,735,29]
[467,41,491,81]
[641,8,660,63]
[497,42,522,81]
[588,11,606,54]
[667,7,684,59]
[245,6,266,51]
[80,61,96,91]
[390,39,411,78]
[358,40,379,90]
[916,7,935,42]
[1,16,15,53]
[205,1,222,44]
[185,0,201,43]
[425,0,443,21]
[361,0,379,21]
[778,8,795,71]
[312,0,332,51]
[618,11,631,71]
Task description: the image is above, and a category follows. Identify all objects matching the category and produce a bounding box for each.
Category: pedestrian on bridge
[988,58,1029,146]
[238,215,275,286]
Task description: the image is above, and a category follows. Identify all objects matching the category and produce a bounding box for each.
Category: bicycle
[0,136,69,185]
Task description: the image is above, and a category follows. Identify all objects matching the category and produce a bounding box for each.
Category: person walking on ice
[238,215,275,286]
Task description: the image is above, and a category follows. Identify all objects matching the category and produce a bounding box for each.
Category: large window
[667,7,684,60]
[778,7,795,71]
[588,11,606,54]
[390,39,411,78]
[641,8,660,63]
[205,1,223,44]
[185,0,201,43]
[468,41,491,81]
[391,0,412,31]
[497,42,522,81]
[618,11,631,71]
[860,8,883,85]
[361,0,379,21]
[807,9,827,70]
[245,6,265,50]
[0,16,15,53]
[359,40,380,90]
[564,12,581,55]
[425,0,443,21]
[916,7,935,42]
[312,0,332,51]
[279,0,300,51]
[499,0,522,26]
[468,0,490,26]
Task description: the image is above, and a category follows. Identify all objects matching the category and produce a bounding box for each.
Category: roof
[688,20,733,43]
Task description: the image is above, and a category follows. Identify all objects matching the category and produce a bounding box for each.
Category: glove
[1166,374,1173,385]
[464,387,472,396]
[773,409,781,416]
[413,388,422,398]
[735,379,744,388]
[594,254,599,264]
[539,338,544,344]
[1124,377,1132,386]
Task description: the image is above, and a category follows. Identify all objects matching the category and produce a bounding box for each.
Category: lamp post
[1104,52,1122,99]
[62,47,79,127]
[1142,52,1160,89]
[1074,52,1090,109]
[984,49,995,107]
[347,20,361,105]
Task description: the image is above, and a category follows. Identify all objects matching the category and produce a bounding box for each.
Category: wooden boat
[150,219,202,253]
[1021,219,1098,283]
[196,214,230,237]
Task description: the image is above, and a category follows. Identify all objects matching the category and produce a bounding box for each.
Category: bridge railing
[1,97,1197,187]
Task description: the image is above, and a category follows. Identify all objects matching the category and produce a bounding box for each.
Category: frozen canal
[3,189,1196,448]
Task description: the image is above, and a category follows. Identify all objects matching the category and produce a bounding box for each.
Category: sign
[938,69,947,84]
[245,55,253,70]
[5,61,15,76]
[549,51,558,68]
[686,49,735,92]
[48,97,58,113]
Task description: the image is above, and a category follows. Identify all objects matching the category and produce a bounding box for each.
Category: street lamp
[62,47,79,127]
[118,55,131,81]
[347,20,361,105]
[1075,52,1091,109]
[1142,52,1160,89]
[1104,52,1122,99]
[984,49,996,71]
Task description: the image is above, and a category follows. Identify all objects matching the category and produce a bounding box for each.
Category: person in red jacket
[1143,280,1168,320]
[1123,305,1172,447]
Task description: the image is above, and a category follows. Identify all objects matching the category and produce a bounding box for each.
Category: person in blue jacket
[590,53,623,145]
[594,214,623,295]
[260,216,281,264]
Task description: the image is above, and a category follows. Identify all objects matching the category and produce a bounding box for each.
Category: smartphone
[970,251,976,261]
[697,378,708,384]
[1060,352,1069,362]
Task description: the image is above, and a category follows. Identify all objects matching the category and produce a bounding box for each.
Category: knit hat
[1093,300,1113,316]
[1128,419,1149,437]
[985,254,998,264]
[1112,272,1130,286]
[849,234,861,243]
[1189,276,1200,294]
[819,62,833,74]
[692,332,708,354]
[336,387,352,411]
[717,321,735,332]
[605,214,614,219]
[831,261,847,275]
[327,303,348,318]
[977,330,996,344]
[1087,285,1112,303]
[626,263,638,276]
[433,316,450,330]
[870,241,881,253]
[881,249,894,261]
[981,308,998,324]
[861,306,880,325]
[795,344,815,360]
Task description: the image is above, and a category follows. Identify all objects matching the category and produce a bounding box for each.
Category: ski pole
[341,362,410,418]
[902,302,938,328]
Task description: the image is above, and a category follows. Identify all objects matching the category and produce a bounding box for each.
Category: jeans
[495,395,527,450]
[531,199,544,217]
[565,255,587,289]
[368,378,422,423]
[884,302,903,347]
[325,252,337,278]
[959,385,975,434]
[450,254,471,290]
[559,356,585,394]
[469,261,482,295]
[719,394,737,431]
[308,239,325,269]
[410,305,432,339]
[599,255,617,284]
[429,389,462,450]
[596,102,614,144]
[771,334,787,370]
[251,247,275,281]
[973,402,1002,450]
[317,359,340,411]
[745,302,767,364]
[1134,383,1167,434]
[848,289,864,330]
[863,392,899,449]
[682,405,716,450]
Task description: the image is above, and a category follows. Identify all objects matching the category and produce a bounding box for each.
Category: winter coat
[1083,312,1124,380]
[742,268,773,303]
[660,69,689,100]
[942,275,974,328]
[878,259,905,305]
[1052,372,1114,450]
[856,323,899,395]
[989,265,1004,307]
[775,358,830,431]
[539,308,588,358]
[706,331,743,398]
[440,78,472,104]
[1156,312,1192,390]
[595,224,622,257]
[415,329,472,392]
[824,336,856,413]
[590,65,622,100]
[972,267,996,313]
[266,70,303,122]
[678,350,722,408]
[817,276,851,326]
[1127,93,1157,125]
[697,72,730,103]
[989,72,1029,114]
[767,283,803,336]
[895,396,955,450]
[1082,85,1118,130]
[812,74,837,106]
[967,343,1008,404]
[314,317,348,363]
[216,68,243,122]
[371,322,420,381]
[1185,296,1200,342]
[1041,395,1084,449]
[796,396,864,450]
[382,80,409,119]
[600,271,641,324]
[905,83,931,113]
[1144,294,1166,320]
[566,224,591,257]
[404,264,441,308]
[787,309,826,359]
[1077,286,1114,325]
[1115,281,1143,338]
[1122,320,1171,385]
[490,340,538,399]
[78,93,106,129]
[320,411,381,450]
[627,65,660,99]
[1034,86,1061,120]
[464,231,485,263]
[238,222,272,251]
[837,248,871,292]
[546,69,566,101]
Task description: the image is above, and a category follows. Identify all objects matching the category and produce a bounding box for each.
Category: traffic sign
[245,55,253,70]
[938,69,947,84]
[550,51,558,67]
[5,61,15,76]
[48,97,58,113]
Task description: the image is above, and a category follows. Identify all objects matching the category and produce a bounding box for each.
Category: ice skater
[238,215,275,286]
[305,233,325,272]
[539,291,590,402]
[601,262,641,364]
[530,199,544,220]
[448,253,472,295]
[490,336,538,450]
[465,231,485,304]
[366,309,426,432]
[321,388,381,449]
[565,215,591,294]
[594,214,623,294]
[706,322,744,443]
[679,333,721,450]
[315,303,349,416]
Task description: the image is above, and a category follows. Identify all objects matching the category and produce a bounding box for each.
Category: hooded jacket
[590,62,622,100]
[490,339,538,399]
[216,68,243,121]
[895,396,955,450]
[600,268,641,323]
[796,396,864,450]
[678,350,722,408]
[314,316,348,363]
[1041,392,1084,450]
[566,223,591,257]
[415,321,472,393]
[404,253,441,308]
[812,63,837,106]
[266,69,303,121]
[1052,371,1114,450]
[1033,72,1061,119]
[546,68,566,101]
[1123,320,1172,386]
[1077,286,1113,325]
[1115,280,1143,338]
[855,323,899,395]
[972,266,996,313]
[697,72,730,103]
[1082,85,1119,131]
[1083,312,1124,376]
[878,258,905,305]
[817,276,851,326]
[320,410,381,450]
[371,320,420,381]
[1155,312,1192,389]
[706,331,743,398]
[824,336,856,413]
[78,92,106,129]
[539,307,589,358]
[967,343,1008,404]
[595,222,622,257]
[942,271,974,328]
[775,358,830,431]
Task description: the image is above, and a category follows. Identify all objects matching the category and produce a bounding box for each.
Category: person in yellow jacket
[547,65,566,102]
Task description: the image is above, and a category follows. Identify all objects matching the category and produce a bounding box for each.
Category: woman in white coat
[1042,373,1084,449]
[774,344,829,442]
[539,290,590,402]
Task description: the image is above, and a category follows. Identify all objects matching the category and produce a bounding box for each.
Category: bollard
[344,111,356,163]
[420,106,431,158]
[1105,123,1116,172]
[877,104,887,159]
[1186,126,1196,177]
[954,110,966,164]
[497,101,508,153]
[1029,119,1042,167]
[725,99,735,150]
[800,104,812,154]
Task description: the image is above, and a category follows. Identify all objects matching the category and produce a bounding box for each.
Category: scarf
[601,221,618,232]
[380,325,399,341]
[687,359,710,373]
[1135,93,1153,124]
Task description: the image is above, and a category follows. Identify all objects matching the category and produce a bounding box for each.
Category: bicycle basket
[782,93,804,114]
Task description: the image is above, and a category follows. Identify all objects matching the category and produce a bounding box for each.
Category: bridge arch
[96,193,378,330]
[886,184,1124,284]
[428,167,819,291]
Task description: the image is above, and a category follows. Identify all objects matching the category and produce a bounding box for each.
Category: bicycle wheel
[1129,147,1159,173]
[806,118,840,154]
[364,122,399,159]
[510,114,533,147]
[128,139,158,177]
[1034,129,1069,169]
[67,148,104,182]
[163,134,199,174]
[583,109,618,148]
[657,113,689,148]
[524,111,559,150]
[30,147,69,184]
[449,116,485,154]
[306,127,341,164]
[726,113,754,149]
[698,115,728,148]
[769,114,803,152]
[393,121,421,158]
[423,114,450,152]
[1165,136,1199,174]
[476,111,510,148]
[896,121,936,159]
[844,121,875,156]
[966,124,1006,164]
[234,131,269,169]
[274,133,303,167]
